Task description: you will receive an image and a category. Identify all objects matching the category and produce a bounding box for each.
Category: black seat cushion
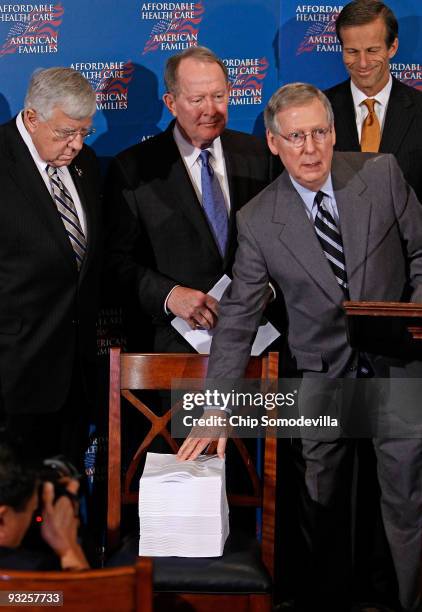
[107,530,272,594]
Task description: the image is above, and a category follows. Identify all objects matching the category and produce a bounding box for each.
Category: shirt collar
[173,122,222,170]
[16,110,49,173]
[350,74,392,109]
[16,111,71,180]
[290,174,334,215]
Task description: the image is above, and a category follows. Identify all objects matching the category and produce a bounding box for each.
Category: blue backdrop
[0,0,420,162]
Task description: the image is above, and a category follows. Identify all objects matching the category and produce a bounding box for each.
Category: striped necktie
[360,98,381,152]
[47,165,86,270]
[314,191,349,296]
[199,150,228,257]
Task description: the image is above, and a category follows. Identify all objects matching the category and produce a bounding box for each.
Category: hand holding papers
[139,452,229,557]
[171,275,280,354]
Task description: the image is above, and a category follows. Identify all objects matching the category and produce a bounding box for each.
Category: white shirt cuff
[164,285,180,315]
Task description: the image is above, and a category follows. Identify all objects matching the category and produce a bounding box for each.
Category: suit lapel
[331,153,371,299]
[69,159,96,278]
[161,126,222,260]
[332,81,360,151]
[273,155,371,302]
[273,172,345,303]
[380,77,415,155]
[3,121,77,270]
[221,131,245,266]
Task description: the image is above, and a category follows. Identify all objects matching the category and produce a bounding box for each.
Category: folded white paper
[171,274,280,355]
[139,453,229,557]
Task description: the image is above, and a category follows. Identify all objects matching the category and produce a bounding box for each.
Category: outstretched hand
[177,409,229,461]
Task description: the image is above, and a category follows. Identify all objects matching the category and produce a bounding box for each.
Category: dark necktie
[47,165,86,270]
[314,191,348,295]
[199,150,228,257]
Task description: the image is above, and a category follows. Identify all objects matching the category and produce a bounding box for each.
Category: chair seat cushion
[107,530,272,594]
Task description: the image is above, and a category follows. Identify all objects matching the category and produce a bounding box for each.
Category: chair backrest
[107,349,279,576]
[0,558,153,612]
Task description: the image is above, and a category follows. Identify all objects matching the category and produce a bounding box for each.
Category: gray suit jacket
[207,152,422,380]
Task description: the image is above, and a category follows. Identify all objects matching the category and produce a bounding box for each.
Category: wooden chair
[0,558,153,612]
[107,348,279,612]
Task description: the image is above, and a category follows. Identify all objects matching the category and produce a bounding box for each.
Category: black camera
[24,456,81,549]
[38,455,81,502]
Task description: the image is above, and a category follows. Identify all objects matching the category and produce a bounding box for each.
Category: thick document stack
[139,452,229,557]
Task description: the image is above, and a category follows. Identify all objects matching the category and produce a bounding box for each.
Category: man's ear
[388,37,399,60]
[23,109,39,134]
[266,129,279,156]
[163,92,177,117]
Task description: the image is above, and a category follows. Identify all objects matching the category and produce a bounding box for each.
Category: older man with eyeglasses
[0,67,103,469]
[179,82,422,612]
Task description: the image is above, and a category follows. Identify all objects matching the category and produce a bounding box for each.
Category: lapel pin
[75,166,83,177]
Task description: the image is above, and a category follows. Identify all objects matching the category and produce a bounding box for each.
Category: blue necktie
[199,150,228,257]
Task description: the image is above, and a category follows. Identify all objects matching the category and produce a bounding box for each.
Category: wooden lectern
[343,301,422,358]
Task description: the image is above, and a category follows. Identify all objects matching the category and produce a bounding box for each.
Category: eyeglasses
[46,121,96,141]
[279,126,332,148]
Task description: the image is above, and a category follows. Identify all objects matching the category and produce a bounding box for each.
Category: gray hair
[24,67,96,121]
[264,82,334,135]
[164,46,228,95]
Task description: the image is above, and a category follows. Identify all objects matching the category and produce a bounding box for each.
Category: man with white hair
[0,67,102,467]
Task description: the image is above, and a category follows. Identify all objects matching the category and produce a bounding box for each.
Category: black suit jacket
[105,122,280,351]
[0,119,103,415]
[325,77,422,202]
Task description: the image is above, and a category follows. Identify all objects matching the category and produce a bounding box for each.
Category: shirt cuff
[268,282,276,302]
[204,405,232,415]
[164,285,180,315]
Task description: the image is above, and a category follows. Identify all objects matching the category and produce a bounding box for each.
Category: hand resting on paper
[177,409,229,461]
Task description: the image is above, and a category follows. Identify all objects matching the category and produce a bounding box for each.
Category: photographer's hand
[40,481,89,570]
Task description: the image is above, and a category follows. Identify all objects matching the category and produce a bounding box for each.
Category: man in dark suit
[325,0,422,203]
[179,83,422,612]
[0,67,103,466]
[106,46,279,353]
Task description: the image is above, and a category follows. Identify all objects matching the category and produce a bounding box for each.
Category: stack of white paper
[139,452,229,557]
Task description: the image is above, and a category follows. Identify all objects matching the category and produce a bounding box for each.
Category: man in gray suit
[179,84,422,612]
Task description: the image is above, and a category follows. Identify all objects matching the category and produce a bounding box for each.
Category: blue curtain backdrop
[0,0,420,159]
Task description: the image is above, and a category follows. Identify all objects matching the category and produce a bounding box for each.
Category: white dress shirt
[173,122,231,212]
[350,75,392,141]
[164,124,232,312]
[16,111,87,236]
